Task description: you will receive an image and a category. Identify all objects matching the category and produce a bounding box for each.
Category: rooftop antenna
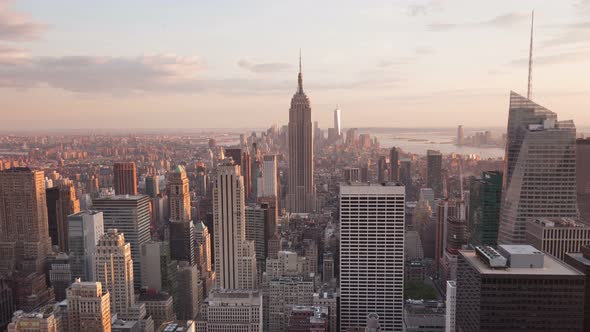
[297,49,303,93]
[527,10,534,100]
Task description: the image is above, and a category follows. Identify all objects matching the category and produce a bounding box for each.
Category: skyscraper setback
[287,55,316,213]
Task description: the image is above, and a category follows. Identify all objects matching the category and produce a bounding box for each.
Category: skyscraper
[174,261,202,320]
[498,92,577,244]
[46,180,80,252]
[339,183,405,331]
[577,138,590,222]
[0,167,51,275]
[145,174,159,198]
[113,162,138,196]
[94,229,135,316]
[389,147,400,182]
[92,195,151,288]
[456,246,584,331]
[426,150,443,198]
[468,171,502,247]
[68,210,104,281]
[456,125,464,146]
[168,165,196,265]
[213,160,258,290]
[287,55,315,213]
[333,108,341,137]
[261,155,278,198]
[377,156,388,183]
[67,280,112,332]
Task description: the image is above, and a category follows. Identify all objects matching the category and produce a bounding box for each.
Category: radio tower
[527,10,534,100]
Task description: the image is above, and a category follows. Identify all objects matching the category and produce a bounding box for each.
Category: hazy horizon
[1,0,590,129]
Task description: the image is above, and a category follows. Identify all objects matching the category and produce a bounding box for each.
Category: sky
[1,0,590,130]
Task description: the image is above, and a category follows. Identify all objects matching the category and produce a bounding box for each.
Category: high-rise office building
[288,306,329,332]
[287,56,315,213]
[339,183,405,331]
[526,217,590,260]
[456,125,464,146]
[138,291,175,329]
[262,155,278,198]
[246,204,267,275]
[196,289,262,332]
[426,150,443,198]
[399,159,412,186]
[168,165,191,222]
[377,156,387,183]
[67,280,112,332]
[175,261,202,320]
[145,174,159,198]
[498,92,577,244]
[445,281,456,332]
[113,162,138,196]
[48,253,72,301]
[94,229,135,316]
[7,306,59,332]
[194,221,212,273]
[389,147,400,182]
[92,195,151,288]
[564,245,590,332]
[468,171,502,247]
[46,180,80,252]
[268,276,314,332]
[343,167,360,183]
[0,167,51,275]
[333,108,341,137]
[140,241,177,294]
[68,210,104,281]
[213,161,257,290]
[0,279,15,332]
[456,245,585,331]
[577,138,590,222]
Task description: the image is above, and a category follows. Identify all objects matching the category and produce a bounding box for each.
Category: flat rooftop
[529,217,589,228]
[460,250,583,276]
[499,244,542,256]
[340,182,405,195]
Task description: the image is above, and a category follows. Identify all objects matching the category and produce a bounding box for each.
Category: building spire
[527,10,534,100]
[298,49,303,93]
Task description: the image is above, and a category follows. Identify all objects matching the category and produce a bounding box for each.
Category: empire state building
[287,55,315,213]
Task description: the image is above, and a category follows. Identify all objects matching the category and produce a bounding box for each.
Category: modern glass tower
[498,91,578,244]
[469,171,502,246]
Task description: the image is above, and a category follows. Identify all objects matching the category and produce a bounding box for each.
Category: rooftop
[460,249,583,276]
[529,217,589,228]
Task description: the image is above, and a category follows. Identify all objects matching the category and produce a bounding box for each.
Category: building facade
[92,195,151,288]
[113,162,138,196]
[339,183,405,331]
[287,58,315,213]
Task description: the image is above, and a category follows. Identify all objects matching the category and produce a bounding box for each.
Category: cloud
[0,54,205,94]
[0,0,47,41]
[429,13,528,31]
[237,59,292,73]
[0,44,28,64]
[0,53,397,95]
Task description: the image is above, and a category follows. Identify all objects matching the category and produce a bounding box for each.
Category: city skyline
[1,1,590,130]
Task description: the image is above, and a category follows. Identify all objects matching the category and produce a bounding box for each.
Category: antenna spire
[527,10,534,100]
[297,49,303,93]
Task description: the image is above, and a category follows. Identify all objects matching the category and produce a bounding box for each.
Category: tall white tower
[339,183,405,331]
[333,108,341,137]
[213,161,257,290]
